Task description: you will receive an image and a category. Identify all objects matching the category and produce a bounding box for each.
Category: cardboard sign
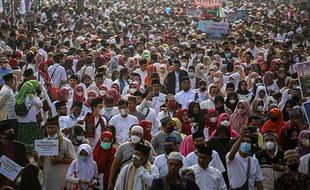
[198,21,229,39]
[296,61,310,98]
[0,155,23,181]
[35,140,59,156]
[302,101,310,124]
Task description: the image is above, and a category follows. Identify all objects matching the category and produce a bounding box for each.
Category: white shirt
[48,63,67,88]
[59,114,79,138]
[137,100,160,135]
[17,95,42,123]
[87,82,100,94]
[88,116,107,149]
[133,68,147,87]
[151,93,166,114]
[226,152,264,190]
[200,99,215,110]
[189,164,227,190]
[175,71,180,93]
[103,78,113,89]
[0,84,17,121]
[175,90,202,109]
[109,114,139,144]
[153,154,185,177]
[184,150,226,173]
[299,153,310,175]
[114,163,159,190]
[189,77,196,89]
[78,65,95,80]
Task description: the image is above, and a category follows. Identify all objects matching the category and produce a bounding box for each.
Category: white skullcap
[131,125,144,134]
[168,152,183,162]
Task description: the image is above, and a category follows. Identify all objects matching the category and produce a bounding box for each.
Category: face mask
[105,107,113,112]
[76,136,85,142]
[257,106,264,111]
[129,88,136,94]
[303,139,310,147]
[99,90,106,96]
[188,72,194,78]
[80,155,88,162]
[131,135,141,144]
[101,142,111,150]
[229,99,236,104]
[221,120,230,127]
[250,78,255,84]
[265,141,276,150]
[120,108,127,116]
[210,117,217,123]
[287,162,299,172]
[256,83,263,87]
[239,142,251,154]
[270,116,278,122]
[214,77,220,82]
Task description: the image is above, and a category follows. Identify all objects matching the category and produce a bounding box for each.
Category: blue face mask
[105,107,113,112]
[80,156,88,162]
[239,142,251,154]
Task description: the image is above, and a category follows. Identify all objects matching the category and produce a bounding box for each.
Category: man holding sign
[37,118,76,190]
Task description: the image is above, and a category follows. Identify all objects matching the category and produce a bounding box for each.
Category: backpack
[15,103,31,116]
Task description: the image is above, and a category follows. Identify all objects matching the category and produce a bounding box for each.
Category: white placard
[35,140,59,156]
[0,155,23,181]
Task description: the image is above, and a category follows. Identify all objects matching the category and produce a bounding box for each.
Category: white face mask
[120,108,127,116]
[210,117,217,123]
[250,78,256,84]
[131,135,141,144]
[76,136,85,142]
[257,105,264,111]
[129,88,136,94]
[265,141,276,150]
[220,120,230,127]
[188,72,194,78]
[214,77,220,82]
[229,99,236,104]
[99,90,106,96]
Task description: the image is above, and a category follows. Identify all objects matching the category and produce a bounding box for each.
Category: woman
[51,87,70,117]
[255,86,269,109]
[261,108,287,136]
[122,82,139,99]
[172,117,187,140]
[234,65,246,80]
[278,89,292,110]
[20,164,42,190]
[73,84,86,103]
[107,89,121,106]
[230,100,251,133]
[281,99,297,122]
[83,90,98,116]
[209,113,239,139]
[204,109,218,137]
[70,124,89,152]
[159,64,168,85]
[225,92,239,112]
[93,131,116,189]
[236,80,253,103]
[175,109,192,136]
[206,65,218,86]
[213,71,225,93]
[98,84,108,98]
[246,72,259,90]
[187,101,202,123]
[66,144,98,190]
[215,95,232,115]
[195,63,207,81]
[37,61,52,85]
[179,134,195,157]
[144,64,157,87]
[16,80,43,153]
[295,130,310,157]
[256,56,267,75]
[139,120,153,142]
[251,98,265,119]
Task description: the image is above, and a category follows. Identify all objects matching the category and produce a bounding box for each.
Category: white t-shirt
[59,114,79,138]
[175,90,202,109]
[48,64,67,88]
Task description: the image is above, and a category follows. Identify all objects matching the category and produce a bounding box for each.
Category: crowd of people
[0,0,310,189]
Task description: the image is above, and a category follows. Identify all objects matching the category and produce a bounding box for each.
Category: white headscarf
[255,86,269,107]
[75,144,97,182]
[278,89,292,110]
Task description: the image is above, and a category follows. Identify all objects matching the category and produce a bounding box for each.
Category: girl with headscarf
[187,101,202,123]
[107,88,121,106]
[139,120,153,142]
[172,117,186,140]
[246,72,258,91]
[234,65,246,80]
[228,72,240,90]
[158,64,168,85]
[83,90,98,116]
[122,82,139,99]
[261,108,287,136]
[73,84,86,103]
[213,71,225,93]
[215,95,232,115]
[144,64,157,87]
[255,86,269,109]
[37,61,51,85]
[195,63,207,81]
[93,131,116,189]
[230,100,251,133]
[295,130,310,157]
[98,84,108,98]
[251,98,265,119]
[204,109,218,136]
[16,80,43,153]
[278,89,292,110]
[225,92,239,113]
[236,80,253,103]
[51,87,70,117]
[206,65,218,87]
[256,55,267,75]
[66,144,98,190]
[70,124,89,152]
[179,134,195,156]
[175,109,192,136]
[209,113,239,139]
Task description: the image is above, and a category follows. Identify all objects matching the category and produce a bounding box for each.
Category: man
[38,118,76,190]
[187,66,201,90]
[188,145,227,190]
[133,59,147,87]
[0,73,18,134]
[275,149,310,190]
[0,57,12,86]
[200,84,221,110]
[65,74,80,100]
[175,76,202,109]
[38,41,48,61]
[151,152,200,190]
[108,125,154,189]
[194,80,208,101]
[102,96,119,123]
[84,97,107,148]
[226,128,264,190]
[114,143,159,190]
[151,115,182,155]
[50,101,68,121]
[78,55,95,82]
[157,94,177,119]
[254,131,285,190]
[128,96,145,121]
[109,99,139,144]
[87,73,104,94]
[184,132,225,173]
[48,53,67,88]
[150,79,166,113]
[165,60,188,94]
[153,136,185,176]
[247,115,264,155]
[59,101,83,138]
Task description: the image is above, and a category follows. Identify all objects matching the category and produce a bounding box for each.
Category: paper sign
[296,61,310,98]
[186,8,203,17]
[194,0,223,8]
[198,21,229,39]
[0,155,23,181]
[227,9,247,21]
[35,140,59,156]
[302,101,310,124]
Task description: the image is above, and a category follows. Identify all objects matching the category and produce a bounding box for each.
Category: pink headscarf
[230,100,251,133]
[73,84,86,103]
[107,89,121,105]
[179,135,195,157]
[210,113,239,138]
